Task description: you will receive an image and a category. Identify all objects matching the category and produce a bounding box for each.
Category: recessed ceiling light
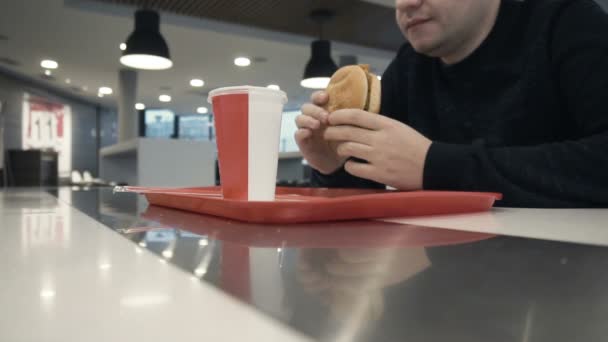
[194,267,207,277]
[267,84,280,90]
[159,94,171,102]
[190,78,204,87]
[197,106,208,114]
[40,59,58,69]
[98,93,104,98]
[40,290,56,299]
[44,70,52,76]
[234,57,251,67]
[98,86,113,95]
[120,43,127,51]
[65,78,71,84]
[99,263,112,270]
[135,103,145,110]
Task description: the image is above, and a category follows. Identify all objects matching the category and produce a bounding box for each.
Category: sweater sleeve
[424,0,608,207]
[310,47,406,189]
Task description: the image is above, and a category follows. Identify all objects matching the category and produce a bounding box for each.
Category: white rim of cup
[207,86,288,105]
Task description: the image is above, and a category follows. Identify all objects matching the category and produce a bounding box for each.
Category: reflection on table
[61,188,608,342]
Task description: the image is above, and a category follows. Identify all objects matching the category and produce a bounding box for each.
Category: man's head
[395,0,501,63]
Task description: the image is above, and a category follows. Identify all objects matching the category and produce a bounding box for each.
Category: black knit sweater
[313,0,608,208]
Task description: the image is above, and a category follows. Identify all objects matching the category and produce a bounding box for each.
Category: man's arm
[424,0,608,207]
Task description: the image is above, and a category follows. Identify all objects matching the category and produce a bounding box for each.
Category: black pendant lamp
[120,9,173,70]
[301,9,338,89]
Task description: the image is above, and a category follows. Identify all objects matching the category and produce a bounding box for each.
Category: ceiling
[92,0,404,51]
[4,0,606,116]
[0,0,399,114]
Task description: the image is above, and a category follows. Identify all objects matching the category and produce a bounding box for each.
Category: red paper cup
[208,86,288,201]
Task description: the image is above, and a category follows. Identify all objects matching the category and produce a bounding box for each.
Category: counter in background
[99,138,215,187]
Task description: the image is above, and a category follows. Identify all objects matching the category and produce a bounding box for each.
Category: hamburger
[324,64,381,113]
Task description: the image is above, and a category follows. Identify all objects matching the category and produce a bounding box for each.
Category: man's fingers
[325,261,387,277]
[294,129,312,142]
[326,276,379,294]
[335,142,373,161]
[311,91,329,106]
[337,249,391,263]
[295,115,320,130]
[297,270,331,294]
[324,126,375,145]
[297,269,325,285]
[300,103,329,124]
[328,109,385,130]
[344,160,379,182]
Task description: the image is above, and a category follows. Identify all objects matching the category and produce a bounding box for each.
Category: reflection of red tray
[122,186,501,224]
[141,206,496,248]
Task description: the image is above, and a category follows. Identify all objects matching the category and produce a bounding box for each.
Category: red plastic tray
[120,186,502,224]
[138,205,496,248]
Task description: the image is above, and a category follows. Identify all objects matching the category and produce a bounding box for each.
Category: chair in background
[83,171,94,184]
[71,170,85,185]
[82,170,113,187]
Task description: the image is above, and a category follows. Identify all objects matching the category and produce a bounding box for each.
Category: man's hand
[324,109,433,190]
[295,92,347,175]
[295,247,431,322]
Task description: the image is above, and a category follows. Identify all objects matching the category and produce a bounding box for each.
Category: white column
[117,68,138,142]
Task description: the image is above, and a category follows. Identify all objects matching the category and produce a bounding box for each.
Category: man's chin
[409,40,441,57]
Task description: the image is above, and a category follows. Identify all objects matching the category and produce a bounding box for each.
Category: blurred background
[2,0,604,188]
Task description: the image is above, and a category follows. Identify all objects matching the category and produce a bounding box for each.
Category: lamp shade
[120,10,173,70]
[301,40,337,89]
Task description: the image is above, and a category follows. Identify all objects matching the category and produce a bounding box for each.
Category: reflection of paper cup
[208,86,287,201]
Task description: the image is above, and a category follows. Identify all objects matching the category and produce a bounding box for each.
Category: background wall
[0,70,117,177]
[99,108,118,148]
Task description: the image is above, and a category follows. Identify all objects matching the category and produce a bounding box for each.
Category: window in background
[144,229,176,243]
[280,110,300,152]
[178,114,213,141]
[143,109,175,138]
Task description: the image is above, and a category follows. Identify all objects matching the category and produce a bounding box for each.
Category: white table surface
[3,187,608,342]
[0,188,311,342]
[381,207,608,247]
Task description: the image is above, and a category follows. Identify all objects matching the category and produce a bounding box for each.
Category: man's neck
[441,0,502,65]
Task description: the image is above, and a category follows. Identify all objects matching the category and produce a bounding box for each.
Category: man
[296,0,608,207]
